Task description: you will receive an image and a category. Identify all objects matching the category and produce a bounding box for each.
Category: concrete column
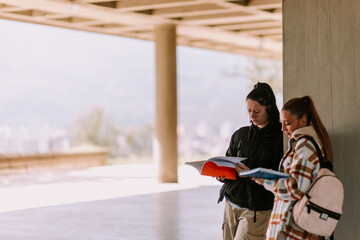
[283,0,360,238]
[154,24,178,183]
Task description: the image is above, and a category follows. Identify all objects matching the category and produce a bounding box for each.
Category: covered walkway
[0,164,224,240]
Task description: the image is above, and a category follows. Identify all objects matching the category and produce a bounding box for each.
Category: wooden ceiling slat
[183,14,273,25]
[239,27,282,35]
[248,0,282,9]
[0,6,27,12]
[150,3,223,16]
[0,0,283,59]
[91,0,201,12]
[216,21,281,30]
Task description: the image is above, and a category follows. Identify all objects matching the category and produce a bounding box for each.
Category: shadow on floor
[0,185,224,240]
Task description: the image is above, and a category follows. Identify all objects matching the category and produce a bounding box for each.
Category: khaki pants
[223,200,272,240]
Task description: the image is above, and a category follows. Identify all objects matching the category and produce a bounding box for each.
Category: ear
[299,115,307,127]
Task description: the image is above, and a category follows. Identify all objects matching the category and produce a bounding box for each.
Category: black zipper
[306,200,341,220]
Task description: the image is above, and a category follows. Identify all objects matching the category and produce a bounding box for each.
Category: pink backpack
[292,136,344,237]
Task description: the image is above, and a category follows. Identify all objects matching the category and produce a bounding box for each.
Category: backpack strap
[297,136,333,170]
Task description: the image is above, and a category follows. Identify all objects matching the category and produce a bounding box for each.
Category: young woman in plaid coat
[253,96,333,240]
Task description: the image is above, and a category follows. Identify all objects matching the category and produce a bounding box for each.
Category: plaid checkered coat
[263,126,330,240]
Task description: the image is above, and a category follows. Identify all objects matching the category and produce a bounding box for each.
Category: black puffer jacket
[218,122,283,211]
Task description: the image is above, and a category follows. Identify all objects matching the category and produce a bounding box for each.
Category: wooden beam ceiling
[0,0,282,59]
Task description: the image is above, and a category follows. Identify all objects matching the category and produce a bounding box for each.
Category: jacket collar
[291,126,320,143]
[251,121,280,132]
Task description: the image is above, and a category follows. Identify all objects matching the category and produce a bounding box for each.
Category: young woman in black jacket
[218,82,283,240]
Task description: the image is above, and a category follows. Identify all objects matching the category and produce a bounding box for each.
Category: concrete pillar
[154,24,178,183]
[283,0,360,238]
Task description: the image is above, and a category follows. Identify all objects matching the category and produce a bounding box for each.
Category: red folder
[185,156,246,180]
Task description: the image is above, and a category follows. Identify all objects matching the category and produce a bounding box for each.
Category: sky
[0,19,155,128]
[0,18,281,132]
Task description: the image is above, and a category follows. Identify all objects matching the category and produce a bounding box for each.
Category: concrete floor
[0,164,224,240]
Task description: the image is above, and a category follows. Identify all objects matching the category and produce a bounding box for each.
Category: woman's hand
[251,177,264,185]
[235,163,250,177]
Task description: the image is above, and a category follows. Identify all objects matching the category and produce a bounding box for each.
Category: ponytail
[283,96,333,163]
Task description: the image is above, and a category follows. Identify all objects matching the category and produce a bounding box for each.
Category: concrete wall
[283,0,360,238]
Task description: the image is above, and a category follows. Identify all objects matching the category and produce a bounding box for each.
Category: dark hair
[282,96,333,163]
[246,82,280,124]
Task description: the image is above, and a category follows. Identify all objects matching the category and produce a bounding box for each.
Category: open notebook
[239,167,290,179]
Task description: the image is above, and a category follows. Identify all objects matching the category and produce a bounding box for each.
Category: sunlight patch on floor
[0,164,221,213]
